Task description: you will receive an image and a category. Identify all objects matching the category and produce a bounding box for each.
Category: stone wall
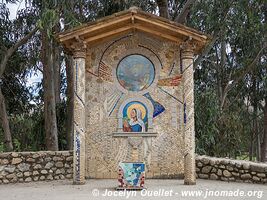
[1,151,267,184]
[0,151,73,184]
[196,155,267,184]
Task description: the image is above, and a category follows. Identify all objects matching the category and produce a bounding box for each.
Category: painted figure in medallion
[122,101,148,132]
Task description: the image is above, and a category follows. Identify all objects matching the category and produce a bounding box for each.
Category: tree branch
[194,34,219,69]
[0,26,38,78]
[220,44,266,109]
[175,0,196,24]
[232,45,266,86]
[193,2,234,69]
[156,0,169,19]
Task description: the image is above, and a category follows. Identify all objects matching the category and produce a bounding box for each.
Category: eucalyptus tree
[1,0,266,158]
[154,0,267,160]
[0,1,39,151]
[189,0,267,159]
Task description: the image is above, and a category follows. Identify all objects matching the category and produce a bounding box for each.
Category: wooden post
[181,40,196,185]
[72,42,86,185]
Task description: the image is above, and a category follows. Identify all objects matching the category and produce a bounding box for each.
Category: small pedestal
[117,162,145,190]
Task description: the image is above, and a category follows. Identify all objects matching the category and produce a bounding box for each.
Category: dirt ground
[0,179,266,200]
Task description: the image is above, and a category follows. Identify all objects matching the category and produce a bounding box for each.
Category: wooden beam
[84,25,134,43]
[135,25,183,44]
[86,30,133,48]
[134,15,207,42]
[59,14,132,42]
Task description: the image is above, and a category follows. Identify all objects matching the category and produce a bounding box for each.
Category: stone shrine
[58,7,209,185]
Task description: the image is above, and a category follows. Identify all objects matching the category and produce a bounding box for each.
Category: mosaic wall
[85,33,185,179]
[118,162,145,188]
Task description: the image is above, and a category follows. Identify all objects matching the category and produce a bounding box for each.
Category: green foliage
[37,9,59,38]
[8,109,45,151]
[0,0,266,161]
[56,102,68,150]
[195,88,219,155]
[191,0,266,159]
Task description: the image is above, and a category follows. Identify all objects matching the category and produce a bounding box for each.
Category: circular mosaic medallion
[116,54,155,91]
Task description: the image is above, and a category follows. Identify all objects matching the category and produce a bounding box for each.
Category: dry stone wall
[196,155,267,184]
[0,151,73,184]
[1,151,266,184]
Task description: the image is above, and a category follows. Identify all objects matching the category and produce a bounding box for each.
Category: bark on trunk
[156,0,169,19]
[42,32,59,151]
[53,24,61,105]
[249,131,254,161]
[252,76,260,161]
[65,55,74,150]
[219,37,227,111]
[261,98,267,162]
[0,86,13,151]
[53,42,61,105]
[260,0,267,163]
[175,0,196,24]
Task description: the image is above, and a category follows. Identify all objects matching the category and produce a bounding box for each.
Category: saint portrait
[122,101,148,132]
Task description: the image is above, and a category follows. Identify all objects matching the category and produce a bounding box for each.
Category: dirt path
[0,179,266,200]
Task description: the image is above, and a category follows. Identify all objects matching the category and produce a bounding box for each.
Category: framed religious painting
[122,101,148,133]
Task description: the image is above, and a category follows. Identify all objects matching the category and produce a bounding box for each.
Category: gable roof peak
[129,6,140,12]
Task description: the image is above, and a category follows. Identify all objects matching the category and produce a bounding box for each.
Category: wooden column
[72,42,86,185]
[181,40,196,185]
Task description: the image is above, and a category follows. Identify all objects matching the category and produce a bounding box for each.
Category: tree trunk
[261,2,267,162]
[65,54,74,150]
[0,27,38,152]
[156,0,169,19]
[53,24,61,105]
[42,32,58,151]
[53,42,61,105]
[249,130,254,161]
[253,77,260,161]
[250,75,258,161]
[175,0,196,24]
[261,98,267,162]
[0,86,13,151]
[219,36,227,111]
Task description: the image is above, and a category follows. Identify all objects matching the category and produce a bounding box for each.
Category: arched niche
[113,96,157,137]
